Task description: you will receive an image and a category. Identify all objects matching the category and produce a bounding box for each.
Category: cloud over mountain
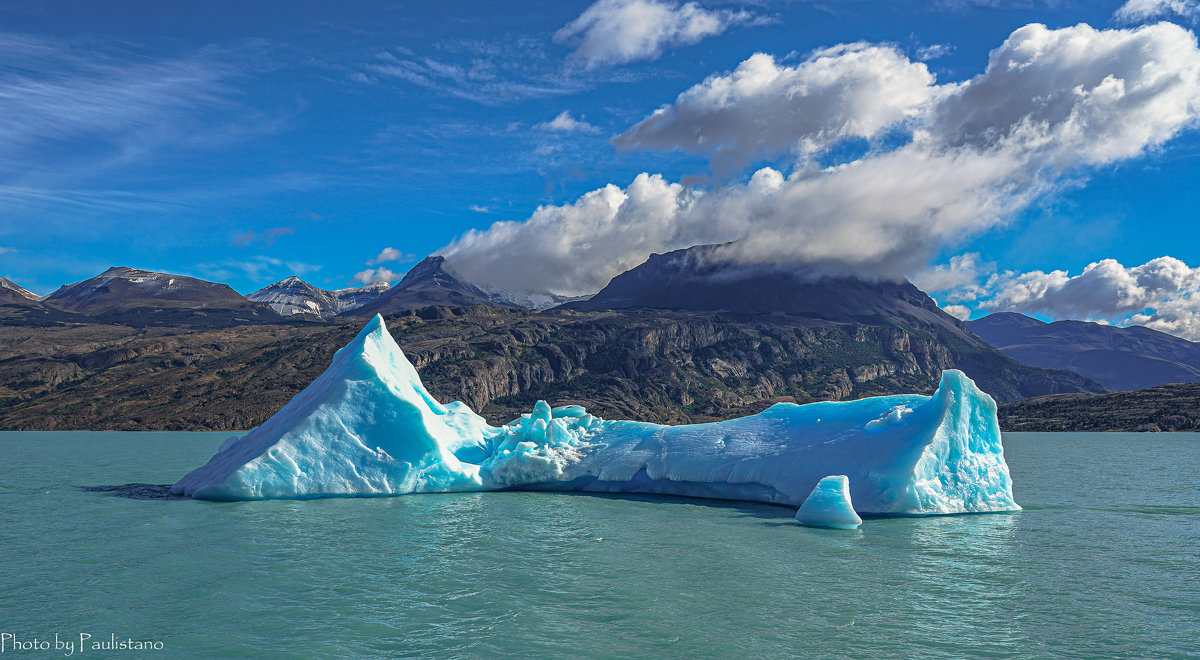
[444,22,1200,299]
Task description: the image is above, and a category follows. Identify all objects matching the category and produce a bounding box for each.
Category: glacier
[172,315,1021,517]
[796,476,862,529]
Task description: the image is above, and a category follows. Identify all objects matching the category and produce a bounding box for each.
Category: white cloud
[0,247,16,254]
[469,204,492,213]
[444,23,1200,299]
[916,43,955,61]
[360,38,587,106]
[0,33,239,176]
[984,257,1200,318]
[911,253,993,300]
[367,247,412,265]
[1114,0,1200,22]
[941,304,973,321]
[352,267,400,285]
[535,111,601,133]
[555,0,760,69]
[931,256,1200,339]
[615,45,937,173]
[286,261,322,276]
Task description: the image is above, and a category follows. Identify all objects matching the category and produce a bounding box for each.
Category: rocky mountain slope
[999,383,1200,431]
[347,256,514,316]
[0,301,1101,431]
[969,312,1200,391]
[0,275,40,301]
[247,276,389,318]
[40,266,288,326]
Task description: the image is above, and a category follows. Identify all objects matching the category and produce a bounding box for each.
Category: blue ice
[171,315,1021,516]
[796,475,862,529]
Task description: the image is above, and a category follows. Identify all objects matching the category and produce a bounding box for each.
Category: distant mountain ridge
[0,274,86,326]
[0,275,40,302]
[248,276,390,318]
[347,256,517,316]
[40,266,287,326]
[0,249,1111,430]
[968,312,1200,391]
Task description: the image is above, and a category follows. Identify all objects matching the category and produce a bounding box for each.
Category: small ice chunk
[796,475,862,529]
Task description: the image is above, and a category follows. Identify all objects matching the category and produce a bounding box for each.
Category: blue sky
[2,0,1200,335]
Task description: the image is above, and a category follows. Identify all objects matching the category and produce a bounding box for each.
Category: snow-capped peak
[247,276,391,318]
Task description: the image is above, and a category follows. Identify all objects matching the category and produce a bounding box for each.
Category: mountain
[0,301,1103,431]
[333,281,391,312]
[570,245,947,323]
[476,287,590,310]
[247,276,389,318]
[998,383,1200,432]
[0,275,87,327]
[0,275,41,302]
[346,256,513,316]
[968,312,1200,391]
[567,245,1105,403]
[0,251,1107,430]
[41,266,287,326]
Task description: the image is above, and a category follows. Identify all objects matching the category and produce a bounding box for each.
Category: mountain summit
[566,245,1104,402]
[0,275,40,303]
[248,276,389,318]
[347,256,512,316]
[42,266,284,326]
[573,245,969,331]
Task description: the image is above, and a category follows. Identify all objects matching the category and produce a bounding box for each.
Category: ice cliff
[172,315,1021,516]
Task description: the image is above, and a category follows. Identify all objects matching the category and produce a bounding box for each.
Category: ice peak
[362,313,386,337]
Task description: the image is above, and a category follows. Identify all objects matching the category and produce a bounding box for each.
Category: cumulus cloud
[941,304,973,321]
[367,247,413,265]
[966,256,1200,339]
[352,267,400,285]
[911,253,993,300]
[555,0,759,69]
[1114,0,1200,22]
[615,45,937,173]
[535,110,601,133]
[984,257,1200,316]
[444,22,1200,299]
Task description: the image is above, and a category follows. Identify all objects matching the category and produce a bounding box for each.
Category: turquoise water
[1,432,1197,658]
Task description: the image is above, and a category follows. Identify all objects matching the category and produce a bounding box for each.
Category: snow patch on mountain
[248,277,390,318]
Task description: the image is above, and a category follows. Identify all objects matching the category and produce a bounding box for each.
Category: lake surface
[0,431,1197,658]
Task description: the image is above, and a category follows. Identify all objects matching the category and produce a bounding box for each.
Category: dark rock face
[999,383,1200,431]
[346,256,511,317]
[0,304,1103,431]
[969,312,1200,391]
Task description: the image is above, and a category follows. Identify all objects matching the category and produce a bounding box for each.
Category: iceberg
[796,475,862,529]
[172,315,1021,516]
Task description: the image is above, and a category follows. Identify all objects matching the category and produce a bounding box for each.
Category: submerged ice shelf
[172,315,1021,516]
